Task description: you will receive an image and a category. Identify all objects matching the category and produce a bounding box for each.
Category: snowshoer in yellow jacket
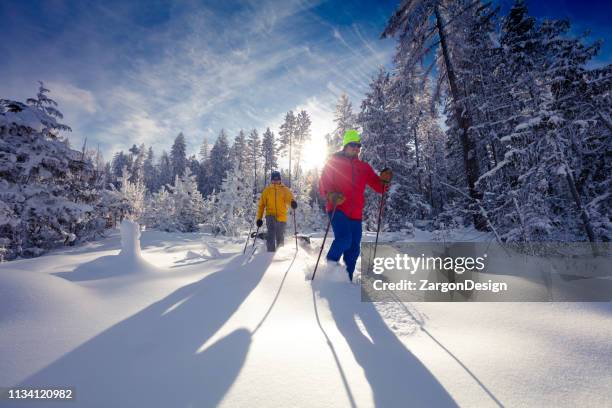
[256,171,297,252]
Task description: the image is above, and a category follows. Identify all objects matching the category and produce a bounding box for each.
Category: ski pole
[370,190,387,270]
[292,209,298,251]
[311,202,338,281]
[243,220,255,254]
[251,225,261,252]
[249,223,259,260]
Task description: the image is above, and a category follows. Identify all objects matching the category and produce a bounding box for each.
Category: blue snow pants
[326,210,362,281]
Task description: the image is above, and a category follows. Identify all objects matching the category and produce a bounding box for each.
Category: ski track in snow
[0,230,611,407]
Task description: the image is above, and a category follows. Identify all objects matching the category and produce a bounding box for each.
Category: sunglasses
[346,142,361,148]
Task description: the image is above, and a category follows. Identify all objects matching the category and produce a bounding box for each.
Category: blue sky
[1,0,610,160]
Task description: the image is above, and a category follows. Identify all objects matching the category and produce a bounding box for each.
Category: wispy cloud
[0,0,397,159]
[46,82,98,114]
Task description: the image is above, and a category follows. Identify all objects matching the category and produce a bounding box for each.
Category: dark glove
[380,168,393,184]
[256,219,263,228]
[326,192,345,205]
[291,200,298,209]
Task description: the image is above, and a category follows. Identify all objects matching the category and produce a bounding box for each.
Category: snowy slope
[0,229,611,407]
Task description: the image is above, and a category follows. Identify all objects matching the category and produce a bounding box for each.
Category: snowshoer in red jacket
[318,129,392,282]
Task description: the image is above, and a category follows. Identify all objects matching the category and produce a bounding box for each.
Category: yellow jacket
[257,183,295,222]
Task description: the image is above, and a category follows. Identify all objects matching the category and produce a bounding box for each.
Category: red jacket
[319,152,385,220]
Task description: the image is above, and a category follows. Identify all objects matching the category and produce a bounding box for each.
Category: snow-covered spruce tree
[173,169,205,232]
[229,130,247,172]
[127,143,146,185]
[579,64,612,240]
[332,94,358,151]
[388,39,446,227]
[420,116,449,217]
[111,150,129,186]
[293,110,311,184]
[278,111,296,186]
[157,150,173,191]
[204,129,232,195]
[246,129,262,196]
[187,154,200,182]
[211,161,253,236]
[144,169,205,232]
[382,0,487,230]
[261,127,278,181]
[0,83,107,259]
[199,136,209,163]
[197,137,209,195]
[197,160,208,197]
[143,146,158,193]
[118,166,146,222]
[543,19,610,242]
[429,1,503,229]
[359,68,396,171]
[144,186,177,232]
[476,1,610,242]
[170,132,187,180]
[358,67,400,231]
[97,186,129,229]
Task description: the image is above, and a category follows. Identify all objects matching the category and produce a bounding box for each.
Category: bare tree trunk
[434,5,486,230]
[414,117,423,194]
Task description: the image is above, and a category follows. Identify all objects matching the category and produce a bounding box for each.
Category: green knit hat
[342,129,361,146]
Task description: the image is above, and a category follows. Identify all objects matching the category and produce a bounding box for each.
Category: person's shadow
[11,252,274,408]
[316,283,458,408]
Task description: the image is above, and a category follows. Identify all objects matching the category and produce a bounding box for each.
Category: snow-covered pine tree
[475,0,611,242]
[144,186,177,232]
[143,168,205,232]
[332,94,357,151]
[278,111,296,186]
[128,143,146,184]
[578,64,612,240]
[187,155,200,182]
[293,110,311,184]
[229,130,247,172]
[0,83,107,259]
[197,137,210,196]
[111,151,129,185]
[246,129,262,196]
[24,81,71,137]
[261,127,278,181]
[157,150,173,191]
[382,0,487,230]
[173,169,205,232]
[118,166,146,222]
[143,146,158,193]
[212,161,253,236]
[170,132,187,180]
[205,129,232,195]
[199,136,209,163]
[358,67,399,230]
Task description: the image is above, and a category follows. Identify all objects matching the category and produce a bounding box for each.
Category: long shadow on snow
[316,283,458,408]
[13,252,273,408]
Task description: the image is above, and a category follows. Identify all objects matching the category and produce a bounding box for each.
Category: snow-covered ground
[1,227,611,407]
